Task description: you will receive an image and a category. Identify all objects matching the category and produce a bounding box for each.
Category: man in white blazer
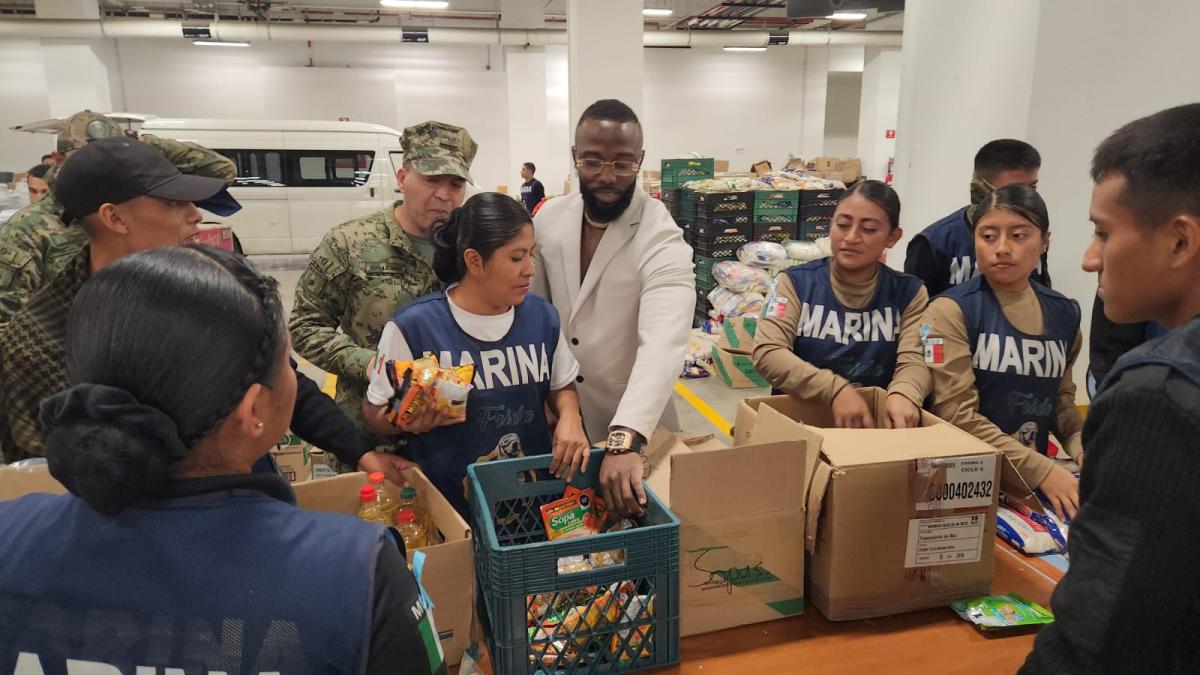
[533,99,695,516]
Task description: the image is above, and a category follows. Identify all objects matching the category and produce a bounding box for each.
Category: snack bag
[385,355,439,426]
[996,505,1059,555]
[950,593,1054,631]
[434,364,474,416]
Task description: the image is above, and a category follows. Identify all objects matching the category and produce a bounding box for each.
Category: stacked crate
[752,190,800,243]
[798,188,844,241]
[691,191,753,325]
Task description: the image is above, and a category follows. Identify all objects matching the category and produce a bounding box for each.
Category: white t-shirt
[366,289,580,405]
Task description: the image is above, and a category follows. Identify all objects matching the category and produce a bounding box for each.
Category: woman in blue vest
[363,192,590,517]
[924,185,1084,520]
[754,180,931,429]
[0,246,445,674]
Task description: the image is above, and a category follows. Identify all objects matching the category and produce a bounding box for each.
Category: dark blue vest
[919,207,978,288]
[0,487,384,674]
[942,277,1080,455]
[785,259,923,388]
[393,291,558,516]
[1100,316,1200,394]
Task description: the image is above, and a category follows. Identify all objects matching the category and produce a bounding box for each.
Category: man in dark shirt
[520,161,545,213]
[1022,103,1200,674]
[905,139,1051,296]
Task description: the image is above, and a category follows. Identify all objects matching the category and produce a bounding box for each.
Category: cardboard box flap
[819,426,998,467]
[804,460,834,553]
[748,404,821,490]
[922,413,1044,512]
[293,469,472,542]
[670,440,804,523]
[0,464,66,501]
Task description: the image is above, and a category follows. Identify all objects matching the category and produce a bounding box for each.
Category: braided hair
[40,244,289,515]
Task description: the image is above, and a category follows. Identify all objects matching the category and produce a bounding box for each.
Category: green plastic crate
[660,157,715,183]
[468,450,681,675]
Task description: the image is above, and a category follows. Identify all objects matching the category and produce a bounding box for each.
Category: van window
[216,150,374,188]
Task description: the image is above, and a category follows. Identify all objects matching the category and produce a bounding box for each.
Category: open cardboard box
[735,389,1030,622]
[294,467,474,666]
[643,428,807,637]
[0,463,65,501]
[716,317,757,353]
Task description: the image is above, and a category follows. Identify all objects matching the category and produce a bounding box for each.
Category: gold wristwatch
[605,428,645,455]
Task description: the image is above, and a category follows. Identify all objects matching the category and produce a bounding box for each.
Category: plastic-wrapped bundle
[712,261,770,294]
[783,240,825,263]
[737,241,789,272]
[707,287,764,319]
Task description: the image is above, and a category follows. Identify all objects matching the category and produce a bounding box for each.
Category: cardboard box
[752,160,773,175]
[714,159,730,173]
[716,317,757,353]
[710,344,769,389]
[271,435,312,484]
[734,391,1003,621]
[0,464,65,501]
[309,450,337,481]
[294,468,474,666]
[808,157,863,184]
[642,429,807,637]
[784,156,806,171]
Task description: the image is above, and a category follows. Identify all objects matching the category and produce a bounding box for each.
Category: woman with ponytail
[0,245,446,674]
[363,192,589,517]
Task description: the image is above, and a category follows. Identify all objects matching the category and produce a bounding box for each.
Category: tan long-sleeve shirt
[753,264,931,407]
[924,286,1084,488]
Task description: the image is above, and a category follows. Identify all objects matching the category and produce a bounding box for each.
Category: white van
[141,118,405,254]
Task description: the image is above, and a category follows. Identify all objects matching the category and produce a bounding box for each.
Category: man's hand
[600,451,647,518]
[549,414,590,483]
[1038,464,1080,521]
[832,386,875,429]
[883,393,921,429]
[357,450,418,486]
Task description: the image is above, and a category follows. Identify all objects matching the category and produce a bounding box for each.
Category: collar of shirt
[159,472,296,505]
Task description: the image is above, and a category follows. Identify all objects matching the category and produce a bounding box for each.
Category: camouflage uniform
[288,121,477,472]
[0,111,235,324]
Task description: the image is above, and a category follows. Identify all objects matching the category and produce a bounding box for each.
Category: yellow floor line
[675,381,733,437]
[322,373,337,398]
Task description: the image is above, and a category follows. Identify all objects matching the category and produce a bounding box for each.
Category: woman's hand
[883,393,921,429]
[550,413,590,483]
[1038,464,1080,521]
[832,386,875,429]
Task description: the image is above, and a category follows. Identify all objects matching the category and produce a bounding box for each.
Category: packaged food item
[1003,497,1069,553]
[356,485,391,526]
[996,505,1059,554]
[610,594,654,664]
[395,507,429,551]
[783,239,825,263]
[737,241,789,271]
[385,355,440,426]
[434,364,474,416]
[564,485,607,531]
[540,493,600,541]
[708,287,764,319]
[712,260,771,294]
[950,593,1055,631]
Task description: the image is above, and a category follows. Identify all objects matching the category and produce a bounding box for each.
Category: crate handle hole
[557,549,626,575]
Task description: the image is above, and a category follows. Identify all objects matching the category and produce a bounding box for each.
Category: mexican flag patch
[924,338,944,364]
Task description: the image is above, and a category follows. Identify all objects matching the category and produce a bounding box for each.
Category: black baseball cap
[56,137,225,223]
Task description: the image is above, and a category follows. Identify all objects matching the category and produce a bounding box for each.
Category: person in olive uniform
[288,121,478,481]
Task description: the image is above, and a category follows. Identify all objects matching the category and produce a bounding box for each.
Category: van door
[284,130,381,253]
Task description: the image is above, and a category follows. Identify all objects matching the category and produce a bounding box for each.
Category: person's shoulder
[1030,279,1077,306]
[937,274,984,301]
[1,198,65,238]
[921,207,969,235]
[880,263,926,293]
[326,207,394,243]
[534,193,580,222]
[788,257,830,275]
[1099,363,1200,421]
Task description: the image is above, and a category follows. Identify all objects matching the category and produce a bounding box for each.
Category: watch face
[609,431,630,447]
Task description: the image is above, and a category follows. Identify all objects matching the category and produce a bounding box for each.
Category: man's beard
[580,181,637,222]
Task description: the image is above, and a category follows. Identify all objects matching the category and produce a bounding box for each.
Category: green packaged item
[950,593,1055,631]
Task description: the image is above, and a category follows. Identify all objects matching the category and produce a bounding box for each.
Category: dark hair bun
[43,421,173,516]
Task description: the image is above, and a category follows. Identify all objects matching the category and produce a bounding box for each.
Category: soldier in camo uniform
[289,120,477,476]
[0,110,236,324]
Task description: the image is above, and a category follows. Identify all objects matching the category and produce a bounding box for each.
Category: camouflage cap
[401,121,477,183]
[57,110,123,155]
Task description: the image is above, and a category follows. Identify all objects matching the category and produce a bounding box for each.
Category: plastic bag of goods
[708,287,764,319]
[737,241,789,272]
[712,260,770,294]
[783,239,825,264]
[680,334,715,378]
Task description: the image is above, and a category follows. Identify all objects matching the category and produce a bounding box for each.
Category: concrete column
[566,0,644,126]
[505,47,549,193]
[856,47,902,182]
[800,46,829,160]
[892,0,1041,254]
[41,41,114,117]
[543,45,572,195]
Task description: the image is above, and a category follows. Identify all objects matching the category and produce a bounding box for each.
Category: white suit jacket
[533,189,696,443]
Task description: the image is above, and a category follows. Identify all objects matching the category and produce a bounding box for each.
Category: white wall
[823,72,862,158]
[642,47,807,174]
[1027,0,1200,391]
[856,47,901,181]
[0,40,53,171]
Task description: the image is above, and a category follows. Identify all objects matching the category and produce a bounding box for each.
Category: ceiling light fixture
[723,46,767,53]
[643,8,674,17]
[827,12,868,21]
[381,0,449,9]
[193,40,250,47]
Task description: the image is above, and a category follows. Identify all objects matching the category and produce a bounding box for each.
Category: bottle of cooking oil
[395,507,429,551]
[357,485,391,526]
[368,471,399,521]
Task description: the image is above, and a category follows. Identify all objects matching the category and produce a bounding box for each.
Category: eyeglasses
[574,158,642,177]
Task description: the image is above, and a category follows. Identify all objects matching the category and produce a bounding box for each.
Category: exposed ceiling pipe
[0,17,901,47]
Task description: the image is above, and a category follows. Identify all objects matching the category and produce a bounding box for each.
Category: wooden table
[458,543,1062,674]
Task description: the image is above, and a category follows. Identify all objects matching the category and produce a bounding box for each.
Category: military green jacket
[0,134,235,324]
[288,203,440,449]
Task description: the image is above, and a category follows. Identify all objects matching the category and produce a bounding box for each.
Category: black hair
[1091,103,1200,231]
[41,154,53,162]
[27,164,51,180]
[432,192,532,284]
[974,139,1041,181]
[577,99,640,128]
[973,184,1050,233]
[42,245,288,515]
[523,162,536,174]
[837,179,901,230]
